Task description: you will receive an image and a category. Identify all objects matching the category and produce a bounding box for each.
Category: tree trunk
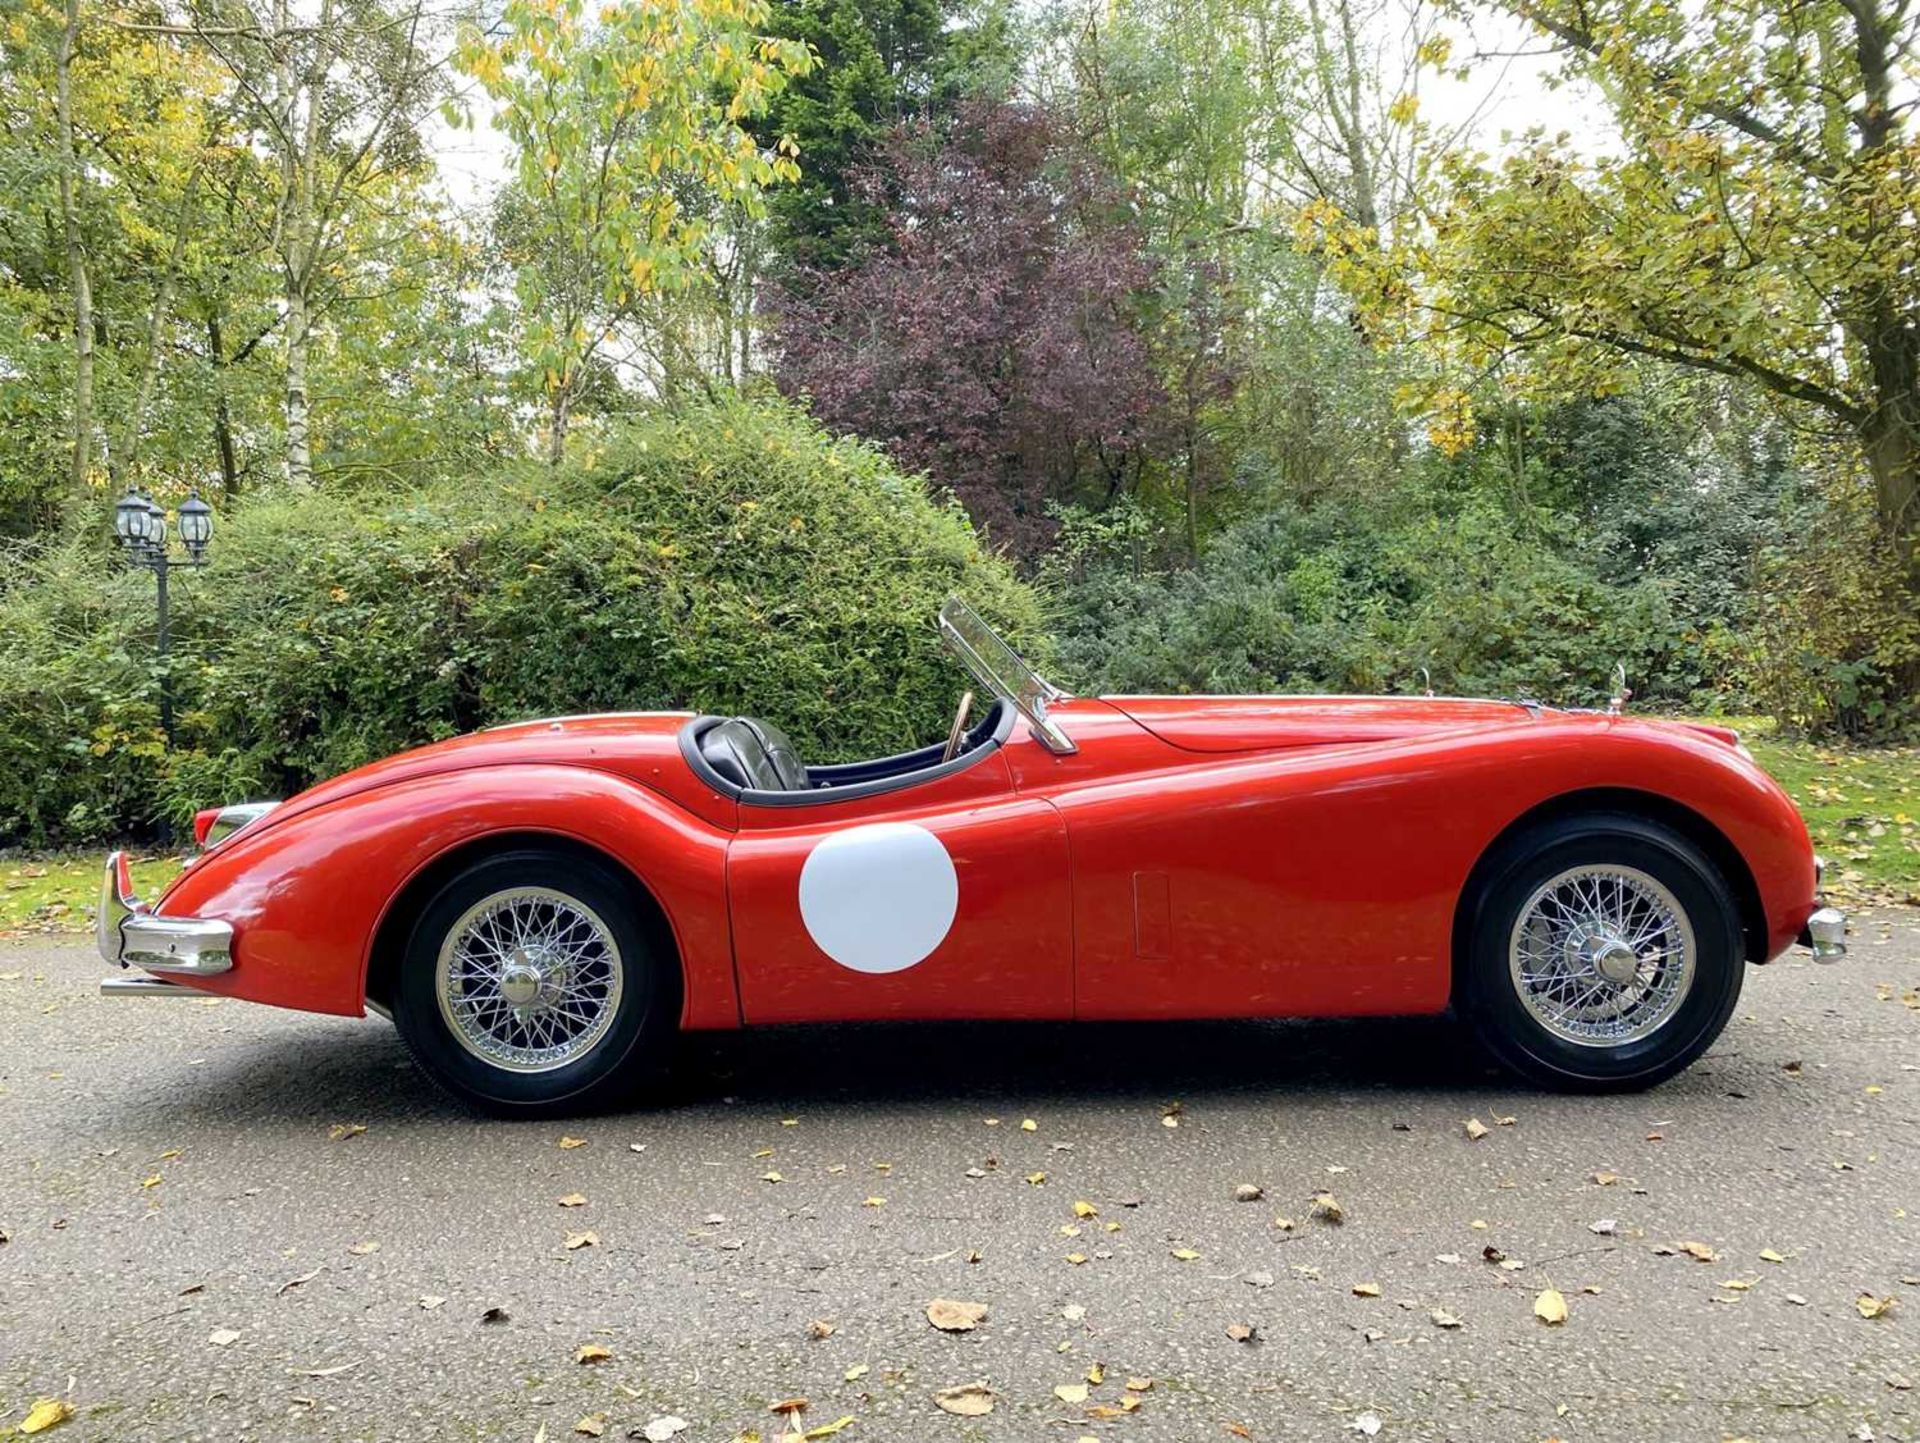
[1857,318,1919,582]
[55,0,94,493]
[207,315,241,501]
[547,384,570,466]
[285,282,313,486]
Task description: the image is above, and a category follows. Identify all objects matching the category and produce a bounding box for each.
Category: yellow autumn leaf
[18,1398,73,1434]
[1054,1383,1089,1404]
[1534,1288,1569,1325]
[1352,1282,1382,1297]
[802,1418,854,1439]
[1072,1200,1098,1219]
[1170,1247,1200,1261]
[575,1343,613,1363]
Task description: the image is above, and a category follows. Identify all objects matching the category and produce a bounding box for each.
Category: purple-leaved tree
[771,100,1165,558]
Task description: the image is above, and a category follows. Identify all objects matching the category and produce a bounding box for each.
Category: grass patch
[1727,717,1918,907]
[1,851,184,937]
[1,717,1911,935]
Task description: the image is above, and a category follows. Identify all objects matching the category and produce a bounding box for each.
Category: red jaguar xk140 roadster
[99,598,1846,1114]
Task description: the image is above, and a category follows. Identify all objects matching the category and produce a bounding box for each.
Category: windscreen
[937,597,1076,754]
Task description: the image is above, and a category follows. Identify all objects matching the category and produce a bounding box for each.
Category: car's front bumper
[1800,905,1847,963]
[97,851,234,994]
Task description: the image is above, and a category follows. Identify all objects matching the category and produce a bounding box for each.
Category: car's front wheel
[393,849,674,1116]
[1457,813,1745,1092]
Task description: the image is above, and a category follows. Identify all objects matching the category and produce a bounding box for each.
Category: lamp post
[111,485,215,747]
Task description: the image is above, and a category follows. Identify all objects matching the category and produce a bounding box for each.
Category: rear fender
[156,765,736,1025]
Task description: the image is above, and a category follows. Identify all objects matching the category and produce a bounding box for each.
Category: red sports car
[99,599,1846,1114]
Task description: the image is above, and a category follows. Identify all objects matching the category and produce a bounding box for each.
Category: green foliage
[1045,393,1848,718]
[0,398,1040,845]
[756,0,1016,269]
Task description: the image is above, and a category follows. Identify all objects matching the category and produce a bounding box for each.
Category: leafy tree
[1355,0,1920,646]
[754,0,1014,270]
[462,0,812,462]
[772,99,1165,556]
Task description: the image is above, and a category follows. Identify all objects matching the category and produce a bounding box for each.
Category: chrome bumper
[97,850,234,978]
[1801,905,1847,963]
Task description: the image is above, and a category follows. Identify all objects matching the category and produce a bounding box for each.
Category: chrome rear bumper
[97,850,233,978]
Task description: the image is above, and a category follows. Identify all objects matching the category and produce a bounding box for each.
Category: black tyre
[393,848,676,1117]
[1456,812,1744,1092]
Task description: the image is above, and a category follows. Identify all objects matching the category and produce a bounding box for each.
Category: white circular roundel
[798,822,959,974]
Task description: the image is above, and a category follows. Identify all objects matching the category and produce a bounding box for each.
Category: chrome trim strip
[100,975,206,998]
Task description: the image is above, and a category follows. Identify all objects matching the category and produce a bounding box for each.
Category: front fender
[155,764,737,1025]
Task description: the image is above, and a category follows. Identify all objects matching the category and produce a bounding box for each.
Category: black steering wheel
[942,690,975,763]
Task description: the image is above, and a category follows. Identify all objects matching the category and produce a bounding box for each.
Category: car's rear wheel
[1457,813,1744,1092]
[393,849,674,1116]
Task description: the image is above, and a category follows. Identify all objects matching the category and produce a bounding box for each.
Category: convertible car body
[99,599,1847,1112]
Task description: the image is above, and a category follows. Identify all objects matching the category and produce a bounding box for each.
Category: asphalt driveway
[2,916,1917,1442]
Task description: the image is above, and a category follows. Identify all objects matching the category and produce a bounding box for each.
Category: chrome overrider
[97,850,234,997]
[1800,855,1847,964]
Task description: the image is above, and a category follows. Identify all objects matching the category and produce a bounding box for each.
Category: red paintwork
[149,693,1820,1029]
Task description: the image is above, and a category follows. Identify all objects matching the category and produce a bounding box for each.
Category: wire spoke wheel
[434,887,624,1073]
[1508,863,1696,1048]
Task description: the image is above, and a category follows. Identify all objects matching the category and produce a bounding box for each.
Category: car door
[726,748,1075,1023]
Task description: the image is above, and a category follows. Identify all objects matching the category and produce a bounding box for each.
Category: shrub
[0,397,1041,845]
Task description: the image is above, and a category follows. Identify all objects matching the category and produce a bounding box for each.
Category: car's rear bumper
[97,850,234,985]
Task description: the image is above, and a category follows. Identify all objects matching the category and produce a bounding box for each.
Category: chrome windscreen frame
[937,597,1076,755]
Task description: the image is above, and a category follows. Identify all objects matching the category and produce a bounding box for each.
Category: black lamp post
[111,485,215,747]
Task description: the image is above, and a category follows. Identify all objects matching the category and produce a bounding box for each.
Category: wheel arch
[365,830,684,1020]
[1451,786,1770,981]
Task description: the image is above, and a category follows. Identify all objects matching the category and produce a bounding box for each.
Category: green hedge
[0,398,1042,845]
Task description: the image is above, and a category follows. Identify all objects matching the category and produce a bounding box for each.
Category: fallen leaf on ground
[347,1241,380,1256]
[801,1418,854,1438]
[844,1364,869,1382]
[1430,1308,1464,1329]
[862,1197,885,1208]
[564,1231,599,1250]
[933,1384,994,1416]
[1760,1248,1786,1264]
[558,1136,587,1149]
[1464,1118,1489,1140]
[575,1343,612,1364]
[1588,1219,1617,1236]
[1025,1172,1047,1186]
[761,1171,784,1184]
[1493,1113,1516,1126]
[1234,1183,1264,1202]
[927,1298,989,1331]
[1054,1383,1090,1404]
[1126,1377,1153,1391]
[808,1319,836,1339]
[640,1419,688,1442]
[1311,1192,1345,1224]
[1857,1294,1897,1319]
[327,1123,366,1141]
[575,1415,605,1437]
[1349,1414,1381,1436]
[277,1267,322,1295]
[17,1399,73,1434]
[558,1194,587,1208]
[1535,1288,1569,1325]
[289,1361,358,1378]
[1170,1248,1201,1262]
[419,1295,445,1310]
[1226,1322,1257,1342]
[1591,1171,1619,1186]
[208,1328,240,1347]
